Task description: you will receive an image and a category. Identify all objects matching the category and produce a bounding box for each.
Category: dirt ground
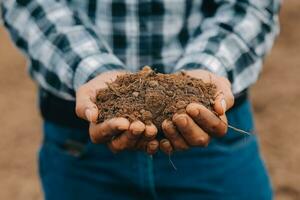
[251,1,300,199]
[0,1,299,199]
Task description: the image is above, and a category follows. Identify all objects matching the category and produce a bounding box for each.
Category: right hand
[160,70,234,154]
[75,71,159,154]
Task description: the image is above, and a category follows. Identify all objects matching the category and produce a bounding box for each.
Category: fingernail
[167,121,174,129]
[145,131,155,138]
[189,107,199,116]
[85,109,92,122]
[150,143,157,150]
[161,139,169,144]
[162,141,170,147]
[221,99,227,113]
[174,115,187,127]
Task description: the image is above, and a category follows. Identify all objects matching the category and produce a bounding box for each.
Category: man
[2,0,280,199]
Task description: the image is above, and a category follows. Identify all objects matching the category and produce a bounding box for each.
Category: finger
[214,77,234,115]
[213,92,226,116]
[219,114,227,125]
[108,131,130,153]
[162,120,189,151]
[186,103,227,137]
[146,140,159,155]
[129,120,146,136]
[108,121,145,152]
[134,122,157,152]
[144,123,158,140]
[173,113,210,146]
[160,139,173,155]
[75,86,98,123]
[108,131,140,153]
[109,120,145,152]
[89,117,130,143]
[135,138,148,151]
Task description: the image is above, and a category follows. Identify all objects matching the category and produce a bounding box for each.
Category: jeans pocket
[42,137,91,161]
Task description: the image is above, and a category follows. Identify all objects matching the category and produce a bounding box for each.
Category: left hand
[75,71,159,155]
[160,69,234,154]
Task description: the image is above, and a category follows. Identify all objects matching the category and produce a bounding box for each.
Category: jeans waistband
[39,88,248,130]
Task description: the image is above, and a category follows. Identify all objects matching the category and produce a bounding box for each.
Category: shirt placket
[138,0,152,70]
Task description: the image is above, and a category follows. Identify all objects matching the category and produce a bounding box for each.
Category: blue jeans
[39,100,272,200]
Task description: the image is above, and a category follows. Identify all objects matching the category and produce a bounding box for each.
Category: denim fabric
[39,100,272,200]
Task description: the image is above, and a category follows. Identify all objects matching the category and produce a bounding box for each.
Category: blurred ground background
[0,1,299,199]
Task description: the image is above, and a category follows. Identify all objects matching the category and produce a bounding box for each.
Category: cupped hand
[90,118,159,154]
[160,69,234,154]
[75,71,159,154]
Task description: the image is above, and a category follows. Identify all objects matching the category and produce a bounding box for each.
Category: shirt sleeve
[173,0,281,95]
[1,0,126,100]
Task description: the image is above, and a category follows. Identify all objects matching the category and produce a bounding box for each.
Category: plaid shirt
[2,0,280,100]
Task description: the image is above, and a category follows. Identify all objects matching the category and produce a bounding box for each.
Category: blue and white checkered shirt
[2,0,280,100]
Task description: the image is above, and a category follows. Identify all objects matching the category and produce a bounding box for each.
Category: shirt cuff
[73,53,125,91]
[173,52,228,78]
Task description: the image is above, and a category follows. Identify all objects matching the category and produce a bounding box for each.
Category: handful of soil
[96,66,217,130]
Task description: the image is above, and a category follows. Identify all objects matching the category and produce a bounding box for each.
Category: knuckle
[209,119,223,132]
[75,104,82,117]
[173,140,189,151]
[206,119,227,136]
[193,135,210,147]
[89,126,96,141]
[216,122,228,136]
[111,140,124,151]
[210,118,221,129]
[89,132,99,144]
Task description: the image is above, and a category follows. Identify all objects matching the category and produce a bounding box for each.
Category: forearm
[2,0,125,100]
[174,0,280,94]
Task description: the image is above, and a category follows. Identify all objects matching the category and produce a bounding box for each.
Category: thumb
[213,77,234,115]
[84,106,98,123]
[75,87,99,123]
[213,89,234,116]
[213,92,227,116]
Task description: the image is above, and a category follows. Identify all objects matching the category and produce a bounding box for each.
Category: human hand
[160,69,234,154]
[89,118,159,154]
[75,71,159,154]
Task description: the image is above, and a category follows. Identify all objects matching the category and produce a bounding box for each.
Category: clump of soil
[96,66,217,129]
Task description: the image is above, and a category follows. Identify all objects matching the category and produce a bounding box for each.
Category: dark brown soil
[96,66,217,129]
